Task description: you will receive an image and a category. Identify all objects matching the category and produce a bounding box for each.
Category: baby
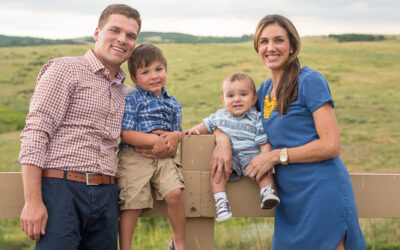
[184,73,279,222]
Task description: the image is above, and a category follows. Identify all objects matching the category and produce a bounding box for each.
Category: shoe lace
[216,199,230,212]
[262,185,275,197]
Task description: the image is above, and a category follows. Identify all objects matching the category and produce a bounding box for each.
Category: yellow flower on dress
[264,95,277,119]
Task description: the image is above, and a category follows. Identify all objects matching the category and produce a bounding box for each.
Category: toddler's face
[131,61,167,96]
[221,80,257,117]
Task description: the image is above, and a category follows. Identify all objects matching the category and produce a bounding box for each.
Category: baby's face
[221,80,257,117]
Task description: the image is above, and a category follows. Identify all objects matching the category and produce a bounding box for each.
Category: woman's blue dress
[257,67,366,249]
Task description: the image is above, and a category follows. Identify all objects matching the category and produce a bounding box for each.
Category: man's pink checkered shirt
[19,50,132,176]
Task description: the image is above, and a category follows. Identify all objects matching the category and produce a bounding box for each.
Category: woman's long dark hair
[254,14,301,115]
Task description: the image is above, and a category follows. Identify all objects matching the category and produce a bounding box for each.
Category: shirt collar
[84,50,126,84]
[227,106,258,120]
[135,86,169,98]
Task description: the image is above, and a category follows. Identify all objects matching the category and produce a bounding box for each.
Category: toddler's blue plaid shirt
[121,86,182,134]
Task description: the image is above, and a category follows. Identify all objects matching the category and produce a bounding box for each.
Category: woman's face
[257,23,291,74]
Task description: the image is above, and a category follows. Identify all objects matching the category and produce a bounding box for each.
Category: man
[18,4,141,249]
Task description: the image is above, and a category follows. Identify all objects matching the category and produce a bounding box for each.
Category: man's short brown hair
[128,44,167,78]
[98,4,141,32]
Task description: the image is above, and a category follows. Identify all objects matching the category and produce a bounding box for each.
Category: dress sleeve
[121,93,139,131]
[300,71,334,113]
[19,59,74,168]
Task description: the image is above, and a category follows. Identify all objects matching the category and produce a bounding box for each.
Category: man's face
[93,14,139,73]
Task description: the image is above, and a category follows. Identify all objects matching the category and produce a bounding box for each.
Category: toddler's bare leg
[119,209,142,250]
[165,188,186,250]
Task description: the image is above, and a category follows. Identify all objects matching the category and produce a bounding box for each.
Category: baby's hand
[183,128,200,136]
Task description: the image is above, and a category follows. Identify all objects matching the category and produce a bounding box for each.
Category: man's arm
[19,59,74,240]
[20,165,48,241]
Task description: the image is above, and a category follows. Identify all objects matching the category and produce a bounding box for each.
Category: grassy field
[0,36,399,249]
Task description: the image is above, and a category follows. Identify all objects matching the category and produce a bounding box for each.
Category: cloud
[0,0,399,38]
[0,7,97,39]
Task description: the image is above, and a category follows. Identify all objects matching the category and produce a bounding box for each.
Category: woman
[211,15,366,249]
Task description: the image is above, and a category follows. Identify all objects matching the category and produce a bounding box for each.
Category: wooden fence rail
[1,135,400,249]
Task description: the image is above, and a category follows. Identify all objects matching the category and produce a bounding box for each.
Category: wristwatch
[279,148,288,165]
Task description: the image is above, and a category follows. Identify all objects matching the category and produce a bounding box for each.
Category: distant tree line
[136,32,253,44]
[0,32,253,47]
[0,34,81,47]
[328,33,385,42]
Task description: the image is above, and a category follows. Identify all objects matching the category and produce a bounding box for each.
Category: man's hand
[20,165,48,241]
[152,134,168,155]
[20,201,48,241]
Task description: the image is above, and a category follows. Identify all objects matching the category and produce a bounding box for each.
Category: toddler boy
[117,44,185,250]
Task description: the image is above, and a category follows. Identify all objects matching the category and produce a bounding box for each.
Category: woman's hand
[210,129,232,183]
[246,150,280,182]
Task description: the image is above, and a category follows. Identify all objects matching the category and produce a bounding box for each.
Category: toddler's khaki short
[116,146,185,210]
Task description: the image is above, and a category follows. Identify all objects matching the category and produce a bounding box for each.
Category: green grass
[1,36,400,249]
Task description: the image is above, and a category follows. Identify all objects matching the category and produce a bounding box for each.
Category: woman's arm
[210,129,232,183]
[247,103,340,181]
[286,103,340,162]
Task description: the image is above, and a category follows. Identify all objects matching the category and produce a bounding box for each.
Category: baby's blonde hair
[222,73,257,95]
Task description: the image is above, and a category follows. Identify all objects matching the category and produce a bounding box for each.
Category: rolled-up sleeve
[203,112,218,134]
[19,59,73,168]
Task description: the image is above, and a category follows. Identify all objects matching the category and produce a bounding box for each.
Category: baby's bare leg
[257,170,280,209]
[211,171,227,194]
[257,170,274,189]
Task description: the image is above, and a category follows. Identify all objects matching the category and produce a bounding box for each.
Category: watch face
[280,148,288,163]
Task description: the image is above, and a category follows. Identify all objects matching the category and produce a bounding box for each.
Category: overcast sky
[0,0,399,39]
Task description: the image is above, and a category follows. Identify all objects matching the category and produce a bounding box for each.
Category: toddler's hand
[160,131,181,150]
